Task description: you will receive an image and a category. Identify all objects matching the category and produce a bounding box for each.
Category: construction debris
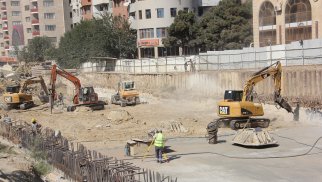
[232,128,278,147]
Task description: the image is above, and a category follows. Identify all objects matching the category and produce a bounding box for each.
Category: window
[27,28,32,33]
[145,9,151,19]
[156,28,167,38]
[11,1,20,6]
[129,12,136,19]
[139,10,142,19]
[170,8,177,17]
[0,43,3,47]
[25,17,30,22]
[12,21,22,25]
[157,8,164,18]
[12,11,20,16]
[45,25,56,31]
[25,5,29,11]
[43,0,54,7]
[139,28,154,39]
[184,8,189,12]
[44,13,55,19]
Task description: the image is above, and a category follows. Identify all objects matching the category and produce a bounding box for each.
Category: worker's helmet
[31,118,37,123]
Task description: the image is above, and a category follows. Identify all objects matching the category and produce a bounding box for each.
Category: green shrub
[33,160,52,176]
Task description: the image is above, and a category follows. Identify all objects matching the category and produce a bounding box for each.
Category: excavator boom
[50,64,81,104]
[242,61,292,113]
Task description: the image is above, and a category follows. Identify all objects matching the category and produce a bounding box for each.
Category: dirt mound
[107,110,134,124]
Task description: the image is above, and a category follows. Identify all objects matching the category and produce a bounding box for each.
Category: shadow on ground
[0,170,43,182]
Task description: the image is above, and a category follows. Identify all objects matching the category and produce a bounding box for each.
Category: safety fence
[0,120,177,182]
[80,39,322,74]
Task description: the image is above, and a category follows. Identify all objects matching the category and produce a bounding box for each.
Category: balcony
[31,19,39,24]
[31,8,38,13]
[4,35,8,39]
[1,17,7,21]
[31,0,38,2]
[32,31,40,36]
[1,7,6,11]
[2,27,8,31]
[4,46,9,50]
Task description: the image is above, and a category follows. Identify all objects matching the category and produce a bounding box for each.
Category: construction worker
[31,118,41,136]
[153,130,165,163]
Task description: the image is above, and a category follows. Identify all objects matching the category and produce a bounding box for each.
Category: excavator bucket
[232,128,277,147]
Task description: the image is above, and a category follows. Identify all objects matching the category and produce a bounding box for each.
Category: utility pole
[299,40,304,65]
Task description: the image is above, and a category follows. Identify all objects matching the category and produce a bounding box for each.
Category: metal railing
[79,43,322,74]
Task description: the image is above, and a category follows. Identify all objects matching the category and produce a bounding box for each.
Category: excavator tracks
[216,118,270,130]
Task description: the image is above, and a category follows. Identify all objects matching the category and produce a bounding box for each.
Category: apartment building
[0,0,72,57]
[71,0,82,26]
[80,0,112,21]
[112,0,129,19]
[129,0,219,58]
[253,0,322,47]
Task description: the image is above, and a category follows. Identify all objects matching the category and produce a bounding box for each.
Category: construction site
[0,60,321,182]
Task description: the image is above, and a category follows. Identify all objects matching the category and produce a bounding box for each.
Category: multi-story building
[129,0,198,58]
[253,0,322,47]
[71,0,82,27]
[0,0,72,57]
[80,0,112,21]
[112,0,129,19]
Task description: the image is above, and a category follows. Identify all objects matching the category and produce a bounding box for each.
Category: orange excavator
[49,64,104,112]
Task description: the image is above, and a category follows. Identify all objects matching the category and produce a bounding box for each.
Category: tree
[18,36,55,62]
[198,0,253,51]
[162,10,199,53]
[57,13,137,68]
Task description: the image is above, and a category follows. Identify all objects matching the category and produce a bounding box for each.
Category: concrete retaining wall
[73,65,322,107]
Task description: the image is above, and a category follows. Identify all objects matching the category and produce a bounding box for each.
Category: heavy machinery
[215,61,293,130]
[111,81,140,107]
[2,76,49,110]
[208,61,293,146]
[50,64,104,111]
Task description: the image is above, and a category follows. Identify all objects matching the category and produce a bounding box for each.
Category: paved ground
[104,124,322,182]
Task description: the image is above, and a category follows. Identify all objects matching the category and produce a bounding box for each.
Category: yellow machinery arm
[242,61,293,113]
[19,76,49,96]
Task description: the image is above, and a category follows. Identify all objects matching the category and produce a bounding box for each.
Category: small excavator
[2,76,49,110]
[49,64,104,112]
[111,81,140,107]
[209,61,293,146]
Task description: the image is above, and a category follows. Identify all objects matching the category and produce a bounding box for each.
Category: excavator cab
[79,86,98,103]
[6,85,20,93]
[224,90,243,101]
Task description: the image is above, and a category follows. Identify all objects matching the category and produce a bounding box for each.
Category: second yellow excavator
[2,76,49,110]
[216,61,293,130]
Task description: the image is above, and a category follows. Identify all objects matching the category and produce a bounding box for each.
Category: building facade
[112,0,129,19]
[80,0,112,21]
[0,0,72,57]
[253,0,322,47]
[71,0,82,27]
[129,0,219,58]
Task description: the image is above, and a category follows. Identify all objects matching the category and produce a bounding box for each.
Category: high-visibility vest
[154,133,164,147]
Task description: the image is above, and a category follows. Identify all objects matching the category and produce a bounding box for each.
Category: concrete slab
[106,125,322,182]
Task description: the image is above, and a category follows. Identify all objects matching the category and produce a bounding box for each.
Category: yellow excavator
[111,81,140,107]
[216,61,293,130]
[2,76,49,110]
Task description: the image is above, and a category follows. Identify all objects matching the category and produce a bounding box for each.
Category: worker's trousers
[155,146,163,162]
